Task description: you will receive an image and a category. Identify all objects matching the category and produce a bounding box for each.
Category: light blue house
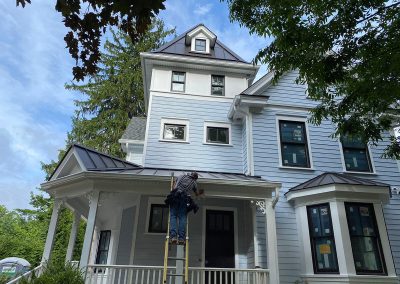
[39,24,400,284]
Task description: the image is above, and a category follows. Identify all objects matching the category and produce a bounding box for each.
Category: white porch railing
[6,265,43,284]
[85,265,269,284]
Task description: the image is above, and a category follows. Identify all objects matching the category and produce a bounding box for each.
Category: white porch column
[265,199,280,284]
[65,211,81,262]
[80,191,100,270]
[42,198,62,262]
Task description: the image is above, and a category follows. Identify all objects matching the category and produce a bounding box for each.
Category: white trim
[338,138,376,174]
[275,115,314,169]
[129,196,141,264]
[144,196,168,235]
[191,37,210,54]
[159,118,190,143]
[201,206,239,269]
[265,199,280,283]
[142,92,153,167]
[203,121,232,145]
[149,89,235,102]
[118,139,144,145]
[248,113,255,175]
[252,205,260,267]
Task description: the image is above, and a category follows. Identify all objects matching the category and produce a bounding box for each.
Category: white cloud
[194,3,213,16]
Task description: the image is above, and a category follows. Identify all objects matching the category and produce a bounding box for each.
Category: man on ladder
[165,172,201,244]
[163,172,203,284]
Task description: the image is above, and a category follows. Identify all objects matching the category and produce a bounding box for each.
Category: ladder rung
[166,273,185,277]
[168,257,186,260]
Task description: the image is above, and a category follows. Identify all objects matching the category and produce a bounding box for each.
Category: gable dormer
[184,25,216,54]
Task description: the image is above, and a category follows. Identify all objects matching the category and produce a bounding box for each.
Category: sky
[0,0,271,210]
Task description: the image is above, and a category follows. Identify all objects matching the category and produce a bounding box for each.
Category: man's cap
[190,172,198,180]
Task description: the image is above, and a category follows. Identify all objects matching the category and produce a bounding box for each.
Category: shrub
[19,262,84,284]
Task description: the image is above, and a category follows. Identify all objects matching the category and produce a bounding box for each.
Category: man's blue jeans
[169,200,187,241]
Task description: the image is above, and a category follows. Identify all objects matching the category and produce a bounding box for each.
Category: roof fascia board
[42,171,280,193]
[50,148,86,181]
[242,70,275,96]
[228,94,269,120]
[286,184,390,205]
[118,139,145,145]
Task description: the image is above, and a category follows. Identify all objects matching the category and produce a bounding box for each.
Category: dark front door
[205,210,235,284]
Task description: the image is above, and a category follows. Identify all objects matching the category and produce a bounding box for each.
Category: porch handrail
[85,264,270,284]
[6,264,43,284]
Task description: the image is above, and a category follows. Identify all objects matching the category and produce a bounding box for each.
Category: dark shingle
[121,117,147,141]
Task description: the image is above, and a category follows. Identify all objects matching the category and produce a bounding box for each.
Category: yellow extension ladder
[162,174,189,284]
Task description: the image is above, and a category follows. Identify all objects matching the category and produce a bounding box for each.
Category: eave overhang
[228,94,269,120]
[286,183,391,207]
[41,171,281,200]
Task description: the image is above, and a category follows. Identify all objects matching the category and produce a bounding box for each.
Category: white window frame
[338,138,376,175]
[191,37,210,53]
[171,71,186,93]
[145,197,169,235]
[159,118,190,143]
[203,121,232,146]
[275,115,314,170]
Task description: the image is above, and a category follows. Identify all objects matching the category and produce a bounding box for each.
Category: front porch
[40,145,281,283]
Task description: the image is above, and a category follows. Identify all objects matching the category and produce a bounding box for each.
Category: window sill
[203,142,233,147]
[159,139,190,144]
[144,232,167,236]
[343,171,377,176]
[279,166,315,171]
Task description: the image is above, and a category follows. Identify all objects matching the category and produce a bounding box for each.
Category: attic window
[195,39,206,52]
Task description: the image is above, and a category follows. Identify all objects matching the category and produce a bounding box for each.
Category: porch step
[166,273,185,277]
[168,256,186,261]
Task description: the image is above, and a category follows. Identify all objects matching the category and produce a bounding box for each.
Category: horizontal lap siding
[384,194,400,275]
[145,94,243,173]
[252,70,400,283]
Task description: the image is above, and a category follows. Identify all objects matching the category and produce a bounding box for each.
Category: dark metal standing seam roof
[286,172,390,194]
[152,24,248,63]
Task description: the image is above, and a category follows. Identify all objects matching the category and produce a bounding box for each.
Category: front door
[205,210,235,284]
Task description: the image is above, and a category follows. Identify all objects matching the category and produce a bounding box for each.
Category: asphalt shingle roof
[287,172,389,194]
[121,117,147,141]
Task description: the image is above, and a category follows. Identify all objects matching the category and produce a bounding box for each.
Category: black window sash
[195,39,206,51]
[344,202,387,275]
[163,124,186,140]
[211,75,225,96]
[95,230,111,265]
[307,204,339,274]
[341,138,372,172]
[206,126,229,144]
[171,71,185,92]
[149,204,169,233]
[279,121,310,168]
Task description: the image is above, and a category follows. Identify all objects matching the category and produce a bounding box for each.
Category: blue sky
[0,0,271,210]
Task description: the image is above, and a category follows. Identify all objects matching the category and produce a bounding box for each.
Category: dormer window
[195,39,206,52]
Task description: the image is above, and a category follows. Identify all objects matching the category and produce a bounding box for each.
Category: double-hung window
[307,204,339,273]
[95,230,111,265]
[211,75,224,96]
[171,71,185,92]
[341,136,372,172]
[195,39,206,52]
[148,204,169,233]
[345,203,386,274]
[279,120,310,168]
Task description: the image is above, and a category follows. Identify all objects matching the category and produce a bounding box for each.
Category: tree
[17,0,166,81]
[227,0,400,158]
[65,19,174,157]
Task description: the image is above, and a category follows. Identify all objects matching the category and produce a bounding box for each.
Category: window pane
[212,75,224,86]
[307,204,339,273]
[95,231,111,265]
[280,121,306,143]
[345,203,385,274]
[351,236,383,272]
[195,39,206,51]
[172,72,185,82]
[341,135,365,148]
[343,148,371,172]
[172,82,184,92]
[149,204,168,233]
[211,86,223,96]
[207,127,229,144]
[282,143,308,167]
[163,124,186,140]
[313,237,339,271]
